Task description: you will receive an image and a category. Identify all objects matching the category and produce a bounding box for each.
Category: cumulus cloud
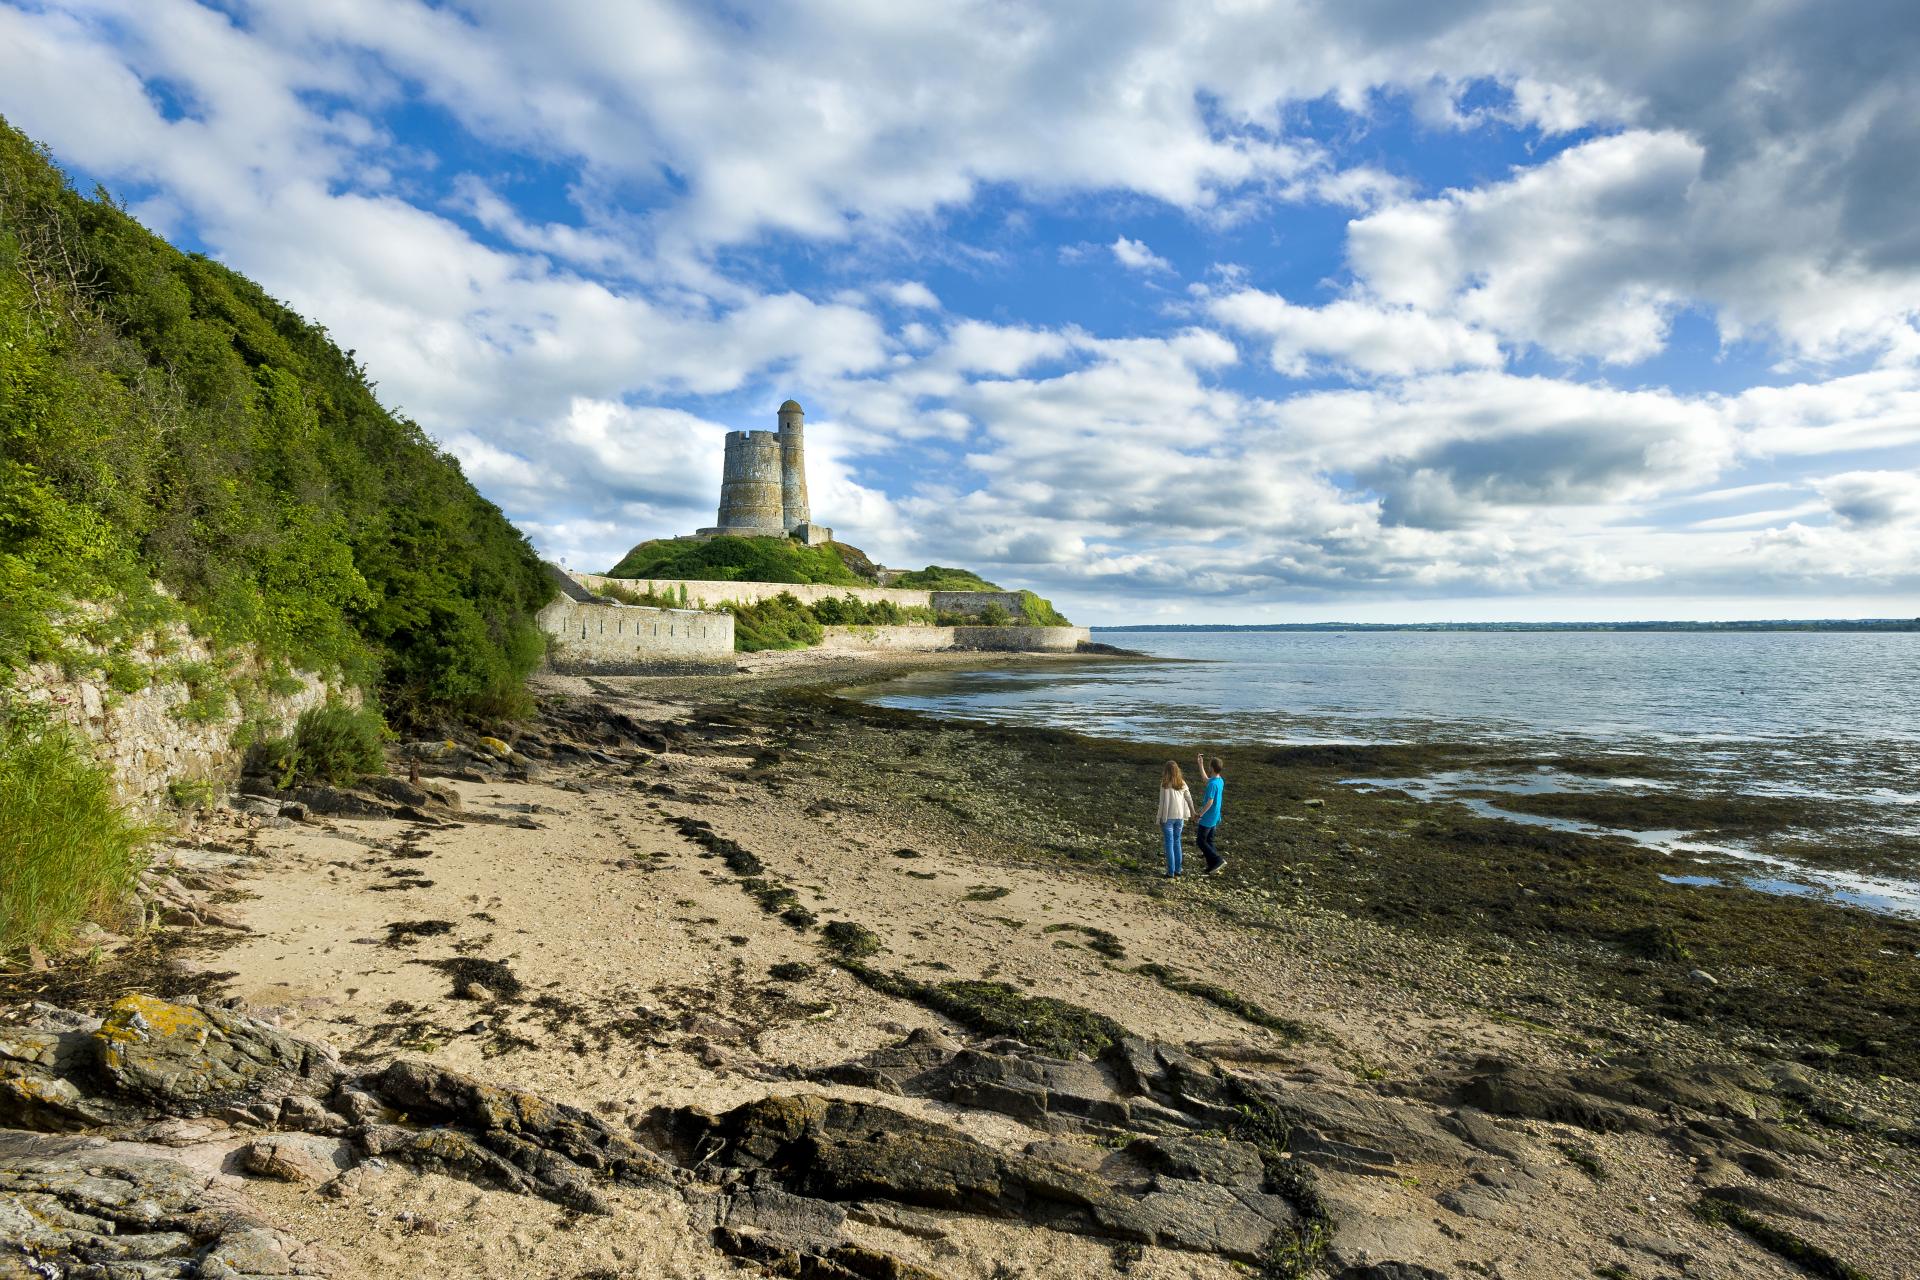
[880,280,941,309]
[1110,236,1173,274]
[4,0,1919,616]
[1209,289,1502,377]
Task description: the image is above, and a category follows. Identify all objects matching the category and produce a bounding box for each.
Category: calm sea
[846,630,1920,918]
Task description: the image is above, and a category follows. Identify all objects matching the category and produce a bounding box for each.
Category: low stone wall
[817,625,1090,653]
[566,572,1032,619]
[537,597,734,673]
[10,626,336,814]
[953,625,1090,652]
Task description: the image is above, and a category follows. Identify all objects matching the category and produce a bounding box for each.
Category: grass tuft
[0,700,153,954]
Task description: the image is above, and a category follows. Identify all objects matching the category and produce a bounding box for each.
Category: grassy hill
[607,535,872,586]
[889,565,1002,590]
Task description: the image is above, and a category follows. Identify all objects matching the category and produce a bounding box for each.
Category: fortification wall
[954,625,1090,652]
[817,625,1089,653]
[9,618,338,814]
[568,572,1033,618]
[537,597,734,673]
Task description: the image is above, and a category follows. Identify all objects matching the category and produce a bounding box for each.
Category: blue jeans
[1161,819,1184,875]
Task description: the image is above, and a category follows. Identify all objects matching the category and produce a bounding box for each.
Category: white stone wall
[10,626,337,814]
[817,625,1089,653]
[537,597,734,672]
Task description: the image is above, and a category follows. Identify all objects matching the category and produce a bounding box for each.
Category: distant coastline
[1094,618,1920,633]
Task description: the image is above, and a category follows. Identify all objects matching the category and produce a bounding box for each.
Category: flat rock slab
[0,1130,333,1278]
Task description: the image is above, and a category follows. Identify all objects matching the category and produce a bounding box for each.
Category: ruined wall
[537,597,734,673]
[9,623,338,814]
[714,430,786,534]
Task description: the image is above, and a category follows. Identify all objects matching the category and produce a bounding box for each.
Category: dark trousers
[1196,822,1220,869]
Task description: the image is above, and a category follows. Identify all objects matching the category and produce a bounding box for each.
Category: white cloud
[880,280,941,309]
[1110,236,1172,274]
[5,0,1920,617]
[1210,289,1501,377]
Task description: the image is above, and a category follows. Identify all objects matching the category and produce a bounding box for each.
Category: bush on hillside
[810,594,935,626]
[728,592,825,651]
[0,117,549,726]
[606,536,866,586]
[256,703,387,787]
[0,699,151,953]
[890,565,1003,590]
[1018,590,1072,627]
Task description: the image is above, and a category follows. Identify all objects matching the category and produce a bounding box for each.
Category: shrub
[0,700,152,953]
[976,602,1014,627]
[727,592,824,652]
[257,702,386,786]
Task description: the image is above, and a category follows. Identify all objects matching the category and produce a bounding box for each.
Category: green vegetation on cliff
[0,117,549,725]
[607,535,868,585]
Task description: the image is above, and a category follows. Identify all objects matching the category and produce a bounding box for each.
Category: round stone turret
[778,400,810,532]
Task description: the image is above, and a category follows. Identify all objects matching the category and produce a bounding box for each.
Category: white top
[1158,785,1195,822]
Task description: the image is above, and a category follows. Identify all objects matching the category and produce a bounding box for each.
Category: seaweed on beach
[835,961,1128,1057]
[761,685,1920,1083]
[1488,788,1842,834]
[415,956,523,1000]
[1133,963,1313,1042]
[1693,1196,1878,1280]
[1042,922,1127,958]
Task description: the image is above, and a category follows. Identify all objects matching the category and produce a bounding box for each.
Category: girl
[1157,761,1195,877]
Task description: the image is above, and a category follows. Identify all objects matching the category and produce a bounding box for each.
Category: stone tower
[699,399,832,544]
[778,399,809,532]
[713,429,784,533]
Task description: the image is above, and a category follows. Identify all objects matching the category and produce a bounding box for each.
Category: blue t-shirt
[1198,776,1224,827]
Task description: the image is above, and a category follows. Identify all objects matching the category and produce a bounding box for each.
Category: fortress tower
[778,399,809,532]
[700,399,832,544]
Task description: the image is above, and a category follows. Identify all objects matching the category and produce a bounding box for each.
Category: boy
[1194,753,1226,874]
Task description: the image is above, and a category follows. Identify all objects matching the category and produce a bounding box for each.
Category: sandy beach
[6,652,1916,1280]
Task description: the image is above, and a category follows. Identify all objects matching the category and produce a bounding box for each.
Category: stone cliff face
[9,609,340,813]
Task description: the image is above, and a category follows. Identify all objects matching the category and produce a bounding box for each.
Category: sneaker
[1204,860,1227,875]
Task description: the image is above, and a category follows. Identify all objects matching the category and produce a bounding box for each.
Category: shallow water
[850,630,1920,918]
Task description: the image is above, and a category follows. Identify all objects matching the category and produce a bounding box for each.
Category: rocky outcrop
[1,995,1870,1280]
[0,1130,334,1278]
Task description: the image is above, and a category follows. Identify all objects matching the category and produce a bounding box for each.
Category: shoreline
[3,663,1915,1279]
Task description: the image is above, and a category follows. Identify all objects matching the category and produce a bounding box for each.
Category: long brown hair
[1161,761,1185,790]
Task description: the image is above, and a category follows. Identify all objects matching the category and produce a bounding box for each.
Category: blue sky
[3,1,1917,624]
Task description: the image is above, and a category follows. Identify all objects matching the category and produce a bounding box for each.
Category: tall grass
[0,700,152,953]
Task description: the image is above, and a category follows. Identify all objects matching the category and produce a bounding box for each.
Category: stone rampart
[817,625,1089,653]
[10,621,338,814]
[537,597,734,673]
[567,572,1033,619]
